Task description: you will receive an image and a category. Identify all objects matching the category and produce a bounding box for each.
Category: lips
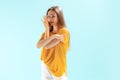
[50,22,54,25]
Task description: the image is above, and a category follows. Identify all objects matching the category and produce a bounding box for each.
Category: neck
[52,25,59,34]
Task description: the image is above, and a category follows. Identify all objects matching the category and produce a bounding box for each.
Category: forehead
[47,10,57,15]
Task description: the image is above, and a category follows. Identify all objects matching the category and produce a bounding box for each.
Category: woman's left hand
[53,34,64,41]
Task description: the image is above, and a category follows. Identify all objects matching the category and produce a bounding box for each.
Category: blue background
[0,0,120,80]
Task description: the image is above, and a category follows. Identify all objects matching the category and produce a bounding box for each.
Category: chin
[50,23,55,26]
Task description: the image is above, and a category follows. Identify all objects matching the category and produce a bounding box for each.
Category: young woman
[36,6,70,80]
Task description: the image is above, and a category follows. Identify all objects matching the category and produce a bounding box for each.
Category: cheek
[47,18,50,22]
[54,18,58,23]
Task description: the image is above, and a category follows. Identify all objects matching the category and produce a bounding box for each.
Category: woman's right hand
[42,16,49,30]
[42,16,50,38]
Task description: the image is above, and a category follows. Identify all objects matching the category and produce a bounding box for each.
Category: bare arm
[36,30,50,48]
[36,15,51,48]
[36,34,64,49]
[44,34,64,49]
[36,35,54,48]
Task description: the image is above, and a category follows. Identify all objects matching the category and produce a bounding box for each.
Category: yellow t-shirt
[40,27,70,77]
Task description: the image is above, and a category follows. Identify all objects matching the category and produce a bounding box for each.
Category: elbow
[36,45,39,48]
[36,43,43,48]
[36,43,40,48]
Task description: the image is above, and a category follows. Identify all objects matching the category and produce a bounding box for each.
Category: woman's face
[47,10,58,26]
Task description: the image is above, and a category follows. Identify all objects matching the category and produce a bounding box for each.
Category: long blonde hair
[46,6,66,28]
[47,6,70,50]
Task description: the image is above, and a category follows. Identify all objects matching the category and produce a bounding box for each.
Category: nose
[49,17,53,20]
[48,17,53,22]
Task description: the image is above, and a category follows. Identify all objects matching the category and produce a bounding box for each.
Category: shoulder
[58,27,69,34]
[40,32,45,39]
[41,32,45,36]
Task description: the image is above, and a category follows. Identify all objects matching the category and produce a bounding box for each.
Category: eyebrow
[47,13,54,16]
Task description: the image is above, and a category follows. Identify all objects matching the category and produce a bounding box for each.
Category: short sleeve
[58,28,70,44]
[40,32,45,40]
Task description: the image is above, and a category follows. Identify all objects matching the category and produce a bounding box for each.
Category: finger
[44,15,47,19]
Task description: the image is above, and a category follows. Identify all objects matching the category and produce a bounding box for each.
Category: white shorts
[41,61,67,80]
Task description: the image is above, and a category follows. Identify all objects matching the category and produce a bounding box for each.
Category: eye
[47,15,55,18]
[51,16,55,18]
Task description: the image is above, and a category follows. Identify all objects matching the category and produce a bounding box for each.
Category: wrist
[45,30,49,38]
